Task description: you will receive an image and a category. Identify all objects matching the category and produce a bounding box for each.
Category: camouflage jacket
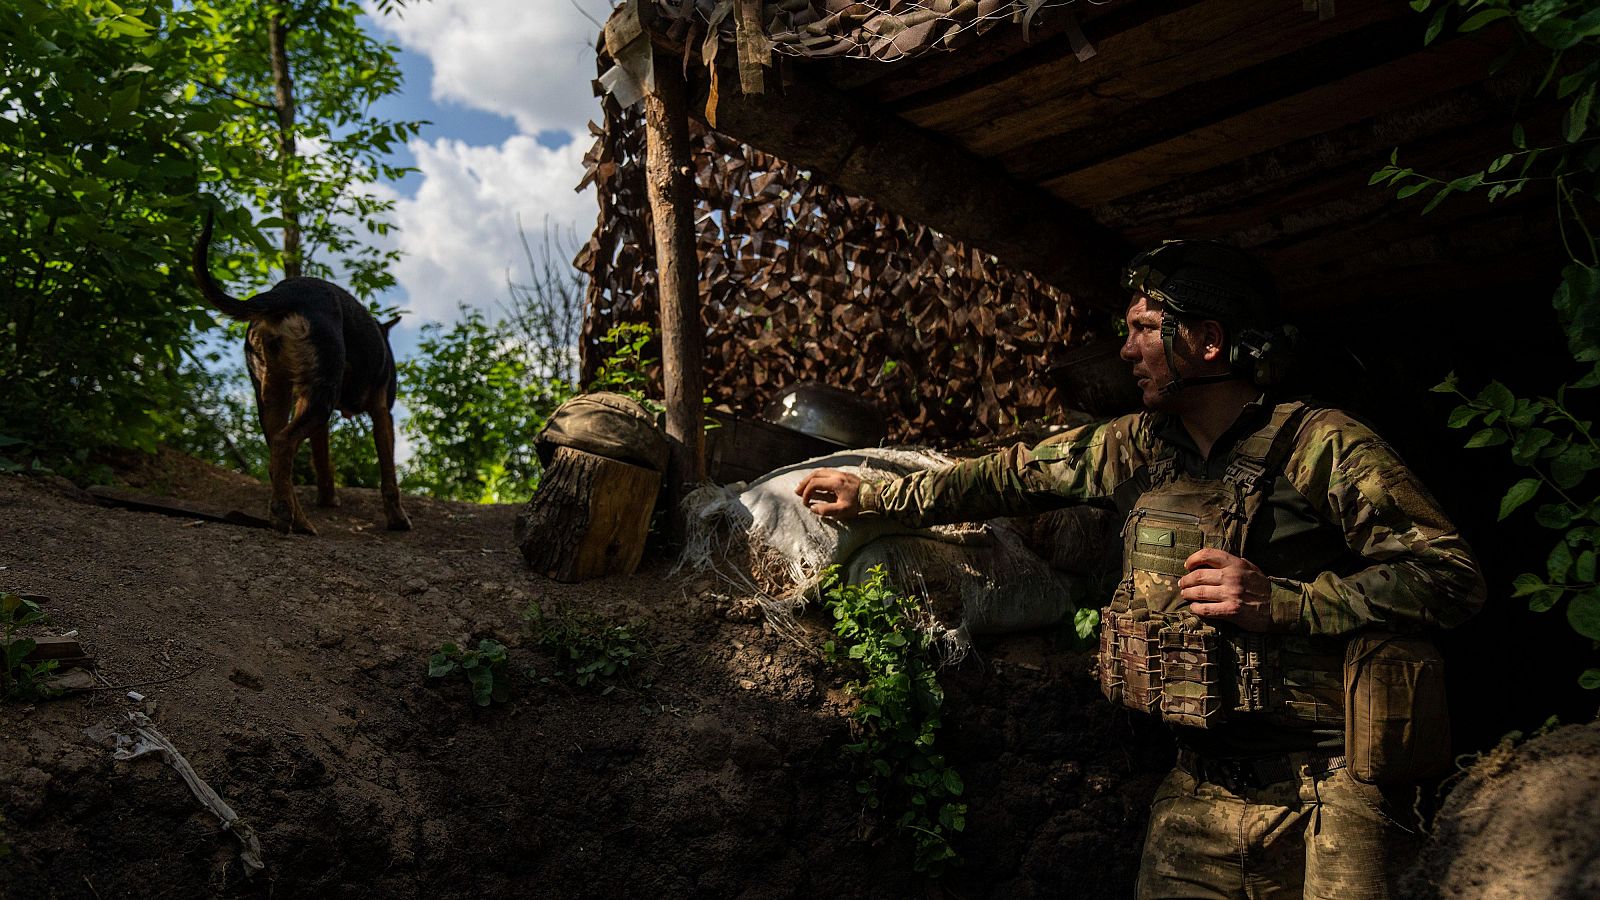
[861,398,1486,638]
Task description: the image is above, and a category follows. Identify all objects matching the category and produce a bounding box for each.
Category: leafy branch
[821,565,966,875]
[1385,1,1600,688]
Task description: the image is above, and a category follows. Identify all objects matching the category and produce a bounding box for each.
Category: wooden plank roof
[635,0,1555,322]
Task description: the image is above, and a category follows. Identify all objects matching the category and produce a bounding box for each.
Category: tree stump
[514,445,660,582]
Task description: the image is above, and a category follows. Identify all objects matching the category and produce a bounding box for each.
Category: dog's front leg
[311,419,339,508]
[369,404,411,531]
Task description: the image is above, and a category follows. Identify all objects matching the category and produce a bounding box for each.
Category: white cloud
[386,134,594,324]
[373,0,611,136]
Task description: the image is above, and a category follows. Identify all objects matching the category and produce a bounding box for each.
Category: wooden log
[87,485,272,529]
[642,41,706,533]
[515,446,660,582]
[21,636,94,671]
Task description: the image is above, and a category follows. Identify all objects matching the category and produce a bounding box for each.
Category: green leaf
[1536,503,1582,529]
[1550,541,1575,581]
[1459,9,1510,31]
[1578,550,1597,583]
[1464,428,1507,449]
[1480,381,1516,414]
[1512,123,1527,149]
[1512,573,1547,597]
[1512,428,1556,464]
[1396,182,1431,199]
[1446,406,1478,429]
[943,768,965,796]
[1421,187,1454,215]
[1499,478,1540,520]
[1566,82,1595,143]
[1580,668,1600,690]
[1566,590,1600,640]
[1552,447,1599,489]
[1074,606,1101,641]
[1530,588,1562,613]
[1424,6,1448,44]
[1431,372,1459,393]
[1487,153,1515,174]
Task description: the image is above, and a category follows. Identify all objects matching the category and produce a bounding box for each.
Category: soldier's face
[1121,294,1177,410]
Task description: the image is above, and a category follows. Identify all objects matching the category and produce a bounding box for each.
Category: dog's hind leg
[311,419,339,508]
[270,395,329,535]
[368,403,411,531]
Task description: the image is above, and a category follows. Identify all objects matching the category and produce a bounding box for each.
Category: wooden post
[642,48,705,534]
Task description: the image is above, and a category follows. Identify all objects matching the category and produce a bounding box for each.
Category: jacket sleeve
[1267,410,1486,636]
[859,413,1150,527]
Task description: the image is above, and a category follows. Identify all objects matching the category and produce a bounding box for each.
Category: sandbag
[678,448,1091,641]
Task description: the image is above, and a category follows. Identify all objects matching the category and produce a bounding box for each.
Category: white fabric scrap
[85,712,264,873]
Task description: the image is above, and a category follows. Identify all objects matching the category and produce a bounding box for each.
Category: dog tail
[192,209,268,321]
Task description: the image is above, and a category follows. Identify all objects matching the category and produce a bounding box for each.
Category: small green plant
[426,639,511,707]
[821,566,966,875]
[589,321,665,414]
[2,592,58,702]
[524,601,651,693]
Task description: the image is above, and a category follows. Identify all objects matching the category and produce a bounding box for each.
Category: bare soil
[0,451,1173,899]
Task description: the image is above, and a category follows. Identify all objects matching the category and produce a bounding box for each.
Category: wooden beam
[994,15,1426,184]
[684,64,1130,312]
[642,49,707,512]
[1043,33,1508,208]
[898,0,1401,149]
[1096,71,1534,231]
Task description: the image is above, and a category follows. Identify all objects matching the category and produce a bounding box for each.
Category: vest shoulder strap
[1224,400,1311,495]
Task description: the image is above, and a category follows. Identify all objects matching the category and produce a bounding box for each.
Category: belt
[1176,748,1346,792]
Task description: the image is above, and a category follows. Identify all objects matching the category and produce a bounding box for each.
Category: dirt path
[0,454,1169,899]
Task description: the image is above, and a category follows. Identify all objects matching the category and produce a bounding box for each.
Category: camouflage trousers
[1135,759,1424,899]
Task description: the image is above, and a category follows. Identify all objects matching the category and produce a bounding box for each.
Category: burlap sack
[535,392,669,472]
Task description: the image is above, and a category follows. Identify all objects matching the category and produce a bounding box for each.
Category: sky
[358,0,617,356]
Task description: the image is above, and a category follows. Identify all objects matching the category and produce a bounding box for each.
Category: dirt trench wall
[1405,720,1600,899]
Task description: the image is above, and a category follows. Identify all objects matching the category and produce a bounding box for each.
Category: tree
[187,0,421,300]
[0,1,216,469]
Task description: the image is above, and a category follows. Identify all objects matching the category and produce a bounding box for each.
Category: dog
[192,211,411,535]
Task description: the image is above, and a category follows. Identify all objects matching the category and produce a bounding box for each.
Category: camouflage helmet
[1122,239,1279,328]
[1122,240,1295,392]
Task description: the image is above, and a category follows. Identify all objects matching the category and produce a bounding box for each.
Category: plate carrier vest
[1097,401,1346,731]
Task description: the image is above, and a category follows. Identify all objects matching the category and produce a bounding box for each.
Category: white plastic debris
[84,712,264,873]
[126,691,144,702]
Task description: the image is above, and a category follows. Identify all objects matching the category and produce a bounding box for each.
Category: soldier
[796,240,1485,899]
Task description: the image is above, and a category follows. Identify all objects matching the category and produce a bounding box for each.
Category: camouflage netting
[648,0,1075,63]
[576,18,1094,443]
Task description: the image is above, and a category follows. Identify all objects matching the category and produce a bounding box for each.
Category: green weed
[1,592,58,702]
[524,601,651,693]
[427,639,511,707]
[821,565,966,875]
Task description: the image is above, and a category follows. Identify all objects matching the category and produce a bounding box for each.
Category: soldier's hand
[795,469,863,519]
[1179,548,1274,630]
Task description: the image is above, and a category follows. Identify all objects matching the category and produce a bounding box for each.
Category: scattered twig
[82,663,207,693]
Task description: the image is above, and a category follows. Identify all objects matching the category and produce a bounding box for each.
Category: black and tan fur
[192,212,410,535]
